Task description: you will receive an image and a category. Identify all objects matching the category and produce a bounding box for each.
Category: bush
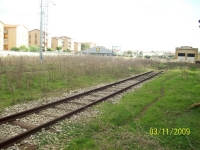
[19,45,28,52]
[11,47,20,51]
[145,55,150,59]
[46,48,53,51]
[56,46,62,51]
[63,49,71,52]
[29,45,39,52]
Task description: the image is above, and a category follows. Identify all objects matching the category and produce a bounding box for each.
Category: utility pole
[39,0,55,63]
[39,0,43,63]
[44,0,49,51]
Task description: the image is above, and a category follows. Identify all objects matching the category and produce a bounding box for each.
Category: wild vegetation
[37,63,200,149]
[10,45,39,52]
[0,55,160,110]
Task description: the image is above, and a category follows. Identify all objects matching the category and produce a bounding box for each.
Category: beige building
[4,24,28,50]
[51,37,63,50]
[74,42,81,52]
[52,36,74,51]
[59,36,74,51]
[28,29,51,51]
[199,52,200,60]
[0,21,4,50]
[175,46,198,62]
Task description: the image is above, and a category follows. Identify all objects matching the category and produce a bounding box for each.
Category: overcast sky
[0,0,200,51]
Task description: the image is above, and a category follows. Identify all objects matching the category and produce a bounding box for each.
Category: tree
[56,46,62,51]
[29,45,39,52]
[11,47,20,51]
[127,50,133,55]
[19,45,28,52]
[81,43,90,50]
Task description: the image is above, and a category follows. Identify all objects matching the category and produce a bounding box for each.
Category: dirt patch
[190,103,200,109]
[18,143,38,150]
[134,86,165,121]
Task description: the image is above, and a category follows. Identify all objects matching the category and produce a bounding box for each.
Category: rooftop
[4,24,28,30]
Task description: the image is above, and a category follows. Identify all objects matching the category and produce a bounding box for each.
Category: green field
[37,63,200,150]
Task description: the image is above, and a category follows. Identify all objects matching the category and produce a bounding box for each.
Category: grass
[0,56,160,110]
[37,63,200,149]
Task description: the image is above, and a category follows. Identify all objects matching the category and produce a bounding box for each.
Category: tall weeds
[0,55,160,107]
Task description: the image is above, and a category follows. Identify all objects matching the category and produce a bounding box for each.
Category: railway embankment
[35,64,200,149]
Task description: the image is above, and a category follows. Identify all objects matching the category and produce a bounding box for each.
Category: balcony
[4,39,8,45]
[4,30,8,34]
[4,34,8,38]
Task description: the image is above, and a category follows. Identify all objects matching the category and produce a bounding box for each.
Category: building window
[35,40,37,44]
[178,53,185,56]
[188,53,195,57]
[29,35,31,39]
[35,33,37,38]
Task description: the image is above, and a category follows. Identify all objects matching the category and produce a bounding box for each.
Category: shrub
[29,45,39,52]
[46,48,53,51]
[145,55,150,59]
[19,45,28,52]
[56,46,62,51]
[11,47,20,51]
[63,49,71,52]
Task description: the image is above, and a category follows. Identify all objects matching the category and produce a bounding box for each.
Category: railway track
[0,70,164,149]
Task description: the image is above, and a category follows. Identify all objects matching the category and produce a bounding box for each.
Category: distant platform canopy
[79,46,113,56]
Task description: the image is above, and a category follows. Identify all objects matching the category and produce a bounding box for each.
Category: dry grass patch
[0,55,160,109]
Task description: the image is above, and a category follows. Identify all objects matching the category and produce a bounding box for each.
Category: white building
[47,33,52,49]
[16,25,28,47]
[0,21,4,50]
[74,42,81,52]
[70,38,74,51]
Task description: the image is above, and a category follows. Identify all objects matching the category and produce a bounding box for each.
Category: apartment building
[4,24,28,50]
[59,36,74,51]
[74,42,81,52]
[0,21,4,50]
[28,29,51,50]
[51,36,74,51]
[51,37,63,50]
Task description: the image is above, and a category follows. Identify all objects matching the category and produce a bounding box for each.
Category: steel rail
[0,71,153,124]
[0,71,162,149]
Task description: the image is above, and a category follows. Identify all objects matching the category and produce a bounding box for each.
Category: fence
[0,51,74,57]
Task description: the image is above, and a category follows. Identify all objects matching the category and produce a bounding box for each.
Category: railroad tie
[37,112,58,118]
[54,106,73,112]
[0,135,5,142]
[68,102,87,105]
[9,121,37,130]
